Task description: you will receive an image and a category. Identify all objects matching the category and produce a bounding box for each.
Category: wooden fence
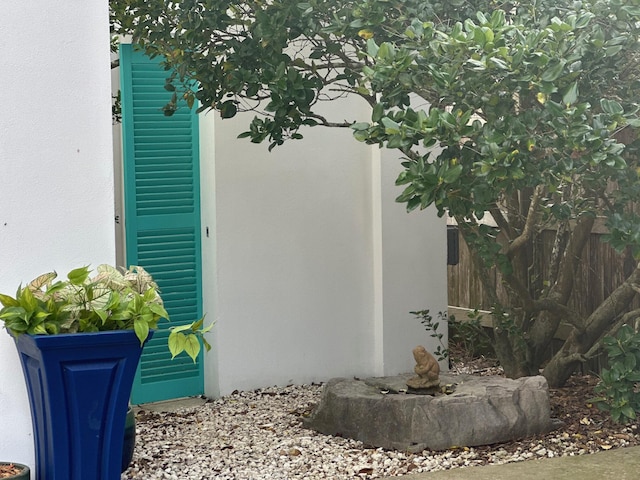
[447,221,638,333]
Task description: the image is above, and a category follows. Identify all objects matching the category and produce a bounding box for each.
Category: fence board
[448,226,639,326]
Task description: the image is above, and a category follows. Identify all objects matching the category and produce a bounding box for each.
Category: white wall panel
[0,0,115,468]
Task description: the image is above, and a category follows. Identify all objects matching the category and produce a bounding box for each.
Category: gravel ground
[121,363,640,480]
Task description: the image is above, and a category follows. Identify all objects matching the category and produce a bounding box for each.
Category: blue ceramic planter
[13,330,151,480]
[121,406,136,473]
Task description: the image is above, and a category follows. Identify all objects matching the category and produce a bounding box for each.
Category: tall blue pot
[13,330,151,480]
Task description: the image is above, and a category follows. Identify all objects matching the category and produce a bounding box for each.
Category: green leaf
[621,405,636,421]
[201,319,214,333]
[110,310,133,321]
[473,27,486,46]
[404,195,420,212]
[218,100,237,119]
[0,306,27,321]
[142,287,156,302]
[34,310,50,321]
[171,324,195,334]
[623,353,637,371]
[488,57,508,69]
[350,122,370,131]
[372,103,384,122]
[575,12,594,29]
[202,336,212,352]
[442,164,463,184]
[20,287,37,313]
[483,27,494,43]
[32,324,47,335]
[621,6,640,16]
[0,293,19,308]
[381,117,401,134]
[541,60,565,82]
[377,42,393,60]
[562,82,579,106]
[366,38,379,58]
[191,317,204,331]
[133,318,150,346]
[44,321,60,334]
[601,99,623,115]
[67,266,90,285]
[184,334,201,362]
[353,130,369,142]
[148,302,169,320]
[605,45,623,57]
[95,309,109,324]
[168,331,187,358]
[626,371,640,382]
[490,10,506,28]
[611,407,622,423]
[185,92,195,109]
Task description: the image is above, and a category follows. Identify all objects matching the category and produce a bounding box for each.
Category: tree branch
[583,308,640,360]
[584,264,640,342]
[527,214,595,360]
[507,184,544,258]
[530,298,585,330]
[502,272,536,310]
[489,204,513,241]
[550,214,595,303]
[547,220,569,292]
[505,191,522,231]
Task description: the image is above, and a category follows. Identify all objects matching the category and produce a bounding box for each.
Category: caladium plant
[0,265,210,362]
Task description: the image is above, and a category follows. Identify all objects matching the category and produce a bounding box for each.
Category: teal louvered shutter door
[120,44,204,404]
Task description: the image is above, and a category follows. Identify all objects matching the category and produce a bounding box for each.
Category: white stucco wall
[0,0,114,468]
[202,101,447,396]
[376,150,449,373]
[207,109,376,394]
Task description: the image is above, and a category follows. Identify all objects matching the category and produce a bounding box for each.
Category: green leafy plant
[168,316,212,361]
[591,325,640,423]
[449,310,494,360]
[0,265,210,362]
[411,309,449,363]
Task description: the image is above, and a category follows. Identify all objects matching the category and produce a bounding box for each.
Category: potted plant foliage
[0,265,210,480]
[0,462,29,480]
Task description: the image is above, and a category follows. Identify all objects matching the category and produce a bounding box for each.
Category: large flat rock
[305,374,551,452]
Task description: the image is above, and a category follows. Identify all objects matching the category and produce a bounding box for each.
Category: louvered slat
[120,44,204,404]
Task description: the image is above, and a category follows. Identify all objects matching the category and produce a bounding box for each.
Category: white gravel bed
[120,380,624,480]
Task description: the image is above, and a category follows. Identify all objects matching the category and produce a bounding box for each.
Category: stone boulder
[304,373,552,452]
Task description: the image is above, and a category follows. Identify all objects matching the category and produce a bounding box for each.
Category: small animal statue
[406,345,441,392]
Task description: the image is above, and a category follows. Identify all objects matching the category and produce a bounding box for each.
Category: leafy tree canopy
[111,0,640,386]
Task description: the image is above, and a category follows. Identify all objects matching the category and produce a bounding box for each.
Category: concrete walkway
[385,446,640,479]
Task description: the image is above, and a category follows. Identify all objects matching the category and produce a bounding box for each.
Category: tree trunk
[458,216,538,379]
[493,327,534,378]
[542,264,640,387]
[542,332,584,388]
[527,215,594,372]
